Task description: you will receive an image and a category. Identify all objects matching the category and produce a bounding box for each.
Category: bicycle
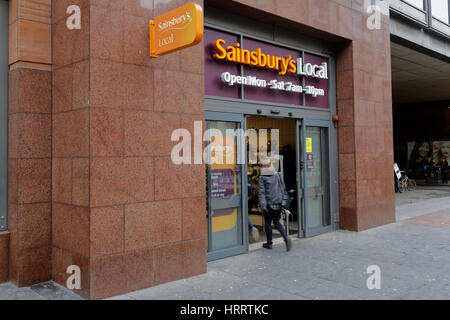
[398,171,417,193]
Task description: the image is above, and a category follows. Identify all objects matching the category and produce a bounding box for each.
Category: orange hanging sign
[149,3,203,58]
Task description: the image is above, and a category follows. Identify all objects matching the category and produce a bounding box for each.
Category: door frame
[205,111,248,262]
[300,119,334,237]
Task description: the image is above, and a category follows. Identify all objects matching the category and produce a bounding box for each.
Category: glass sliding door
[206,112,247,261]
[301,120,333,237]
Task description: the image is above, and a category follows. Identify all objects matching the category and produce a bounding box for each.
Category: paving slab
[0,282,45,300]
[30,281,83,300]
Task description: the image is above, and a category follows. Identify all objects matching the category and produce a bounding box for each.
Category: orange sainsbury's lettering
[213,39,227,60]
[279,55,291,75]
[226,45,237,62]
[212,39,297,75]
[288,59,296,73]
[250,51,258,66]
[241,49,251,64]
[257,48,267,68]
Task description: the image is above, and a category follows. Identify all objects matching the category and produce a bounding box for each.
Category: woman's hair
[409,141,433,170]
[411,141,433,158]
[259,155,271,167]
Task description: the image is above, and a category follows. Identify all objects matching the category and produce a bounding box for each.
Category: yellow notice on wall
[306,137,312,153]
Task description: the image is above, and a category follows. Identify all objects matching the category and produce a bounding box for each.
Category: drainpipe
[425,0,432,28]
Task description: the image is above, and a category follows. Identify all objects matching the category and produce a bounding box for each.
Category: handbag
[275,172,292,209]
[282,193,292,209]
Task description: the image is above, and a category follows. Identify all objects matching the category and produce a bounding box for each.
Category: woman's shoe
[285,238,292,252]
[262,243,272,249]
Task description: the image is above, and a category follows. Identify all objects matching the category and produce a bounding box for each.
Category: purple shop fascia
[204,28,330,109]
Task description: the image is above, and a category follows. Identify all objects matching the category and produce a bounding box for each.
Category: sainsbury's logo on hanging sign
[157,11,192,32]
[212,39,328,79]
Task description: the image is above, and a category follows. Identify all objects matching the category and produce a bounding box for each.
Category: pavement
[1,186,450,300]
[0,281,82,300]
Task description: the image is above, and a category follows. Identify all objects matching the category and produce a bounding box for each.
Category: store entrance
[246,116,301,246]
[205,112,334,260]
[246,116,333,245]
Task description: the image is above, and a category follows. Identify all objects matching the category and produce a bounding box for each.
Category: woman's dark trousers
[264,208,288,244]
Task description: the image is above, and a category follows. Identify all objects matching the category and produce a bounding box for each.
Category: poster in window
[306,153,314,169]
[408,141,433,171]
[433,141,450,161]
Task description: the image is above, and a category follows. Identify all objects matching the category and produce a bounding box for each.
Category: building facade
[0,0,448,299]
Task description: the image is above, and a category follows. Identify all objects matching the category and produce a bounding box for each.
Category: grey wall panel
[390,14,450,60]
[205,5,274,41]
[205,5,337,56]
[273,27,337,57]
[0,0,8,231]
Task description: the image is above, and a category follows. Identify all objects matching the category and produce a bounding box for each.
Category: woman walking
[258,156,292,252]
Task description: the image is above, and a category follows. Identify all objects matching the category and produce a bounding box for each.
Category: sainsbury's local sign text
[212,39,328,79]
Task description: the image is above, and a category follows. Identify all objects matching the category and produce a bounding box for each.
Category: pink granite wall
[52,0,206,299]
